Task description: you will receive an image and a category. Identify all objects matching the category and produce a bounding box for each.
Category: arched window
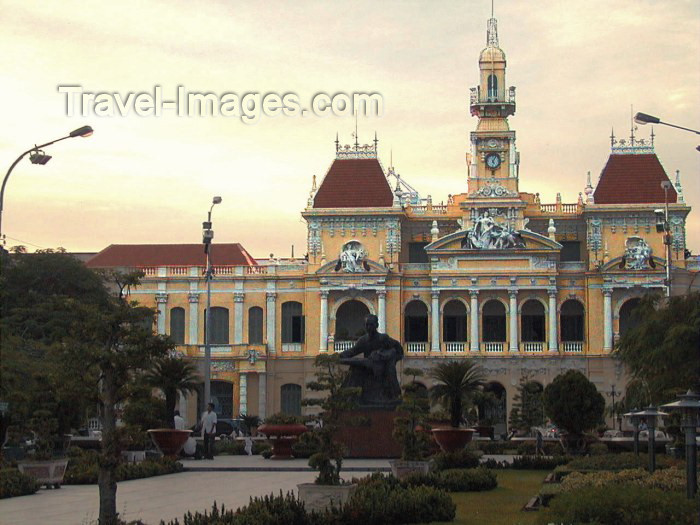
[404,300,429,342]
[211,380,233,418]
[282,301,305,343]
[443,300,467,342]
[169,307,185,344]
[619,298,642,338]
[204,307,229,344]
[281,384,302,416]
[482,300,506,342]
[335,300,370,341]
[560,300,584,341]
[248,306,263,344]
[521,300,546,342]
[487,74,498,100]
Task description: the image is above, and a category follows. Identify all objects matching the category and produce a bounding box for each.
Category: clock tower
[466,14,519,198]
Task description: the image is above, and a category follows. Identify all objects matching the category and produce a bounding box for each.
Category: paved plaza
[0,456,391,525]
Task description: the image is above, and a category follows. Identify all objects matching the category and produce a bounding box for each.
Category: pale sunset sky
[1,0,698,258]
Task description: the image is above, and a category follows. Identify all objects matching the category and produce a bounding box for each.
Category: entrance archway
[335,300,370,341]
[619,298,642,338]
[481,382,507,436]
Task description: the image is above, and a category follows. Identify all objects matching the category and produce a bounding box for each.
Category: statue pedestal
[336,408,401,458]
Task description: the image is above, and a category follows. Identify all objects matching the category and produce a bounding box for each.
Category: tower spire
[487,1,498,47]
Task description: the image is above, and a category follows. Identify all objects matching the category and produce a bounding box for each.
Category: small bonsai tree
[544,369,605,452]
[393,367,431,460]
[303,353,359,485]
[429,360,485,428]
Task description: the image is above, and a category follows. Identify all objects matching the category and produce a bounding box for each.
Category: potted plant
[17,405,70,489]
[257,413,307,459]
[143,355,198,456]
[119,425,148,463]
[241,413,261,436]
[390,367,432,479]
[429,360,485,452]
[297,354,359,512]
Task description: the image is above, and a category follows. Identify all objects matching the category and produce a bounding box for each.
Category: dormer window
[487,74,498,101]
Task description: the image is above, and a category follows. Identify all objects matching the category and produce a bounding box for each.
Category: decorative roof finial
[374,131,378,151]
[610,127,615,149]
[354,110,359,149]
[629,104,637,146]
[487,1,498,47]
[335,132,339,153]
[585,170,594,203]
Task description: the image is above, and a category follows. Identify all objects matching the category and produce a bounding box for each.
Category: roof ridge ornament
[487,17,498,47]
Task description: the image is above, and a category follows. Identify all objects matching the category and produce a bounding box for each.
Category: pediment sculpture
[623,237,654,270]
[462,211,525,249]
[335,240,370,272]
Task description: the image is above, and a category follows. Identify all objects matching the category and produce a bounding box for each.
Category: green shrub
[64,456,182,485]
[588,442,609,455]
[474,441,517,454]
[560,466,691,494]
[215,440,245,455]
[431,449,480,470]
[435,468,496,492]
[511,455,569,470]
[260,448,273,459]
[253,442,271,456]
[292,431,321,459]
[515,440,564,456]
[537,485,696,525]
[0,468,39,499]
[560,451,679,473]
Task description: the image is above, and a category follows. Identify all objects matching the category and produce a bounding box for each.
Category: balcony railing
[281,343,303,352]
[443,342,468,353]
[522,342,544,353]
[482,342,504,353]
[562,341,584,353]
[406,342,428,353]
[334,341,354,353]
[407,204,448,215]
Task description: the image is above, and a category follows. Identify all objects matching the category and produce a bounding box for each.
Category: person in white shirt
[173,410,185,430]
[200,403,217,459]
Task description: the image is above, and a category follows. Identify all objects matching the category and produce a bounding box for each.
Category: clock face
[486,153,501,169]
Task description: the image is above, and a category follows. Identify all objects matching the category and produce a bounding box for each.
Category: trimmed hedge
[511,455,570,470]
[557,452,679,474]
[515,440,565,456]
[401,467,497,492]
[0,468,39,499]
[431,449,480,470]
[560,466,692,494]
[64,451,183,485]
[472,441,518,455]
[536,485,696,525]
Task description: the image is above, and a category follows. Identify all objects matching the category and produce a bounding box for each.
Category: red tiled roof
[593,153,677,204]
[86,243,257,268]
[313,158,394,208]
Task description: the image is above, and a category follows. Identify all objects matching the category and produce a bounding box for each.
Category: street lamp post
[623,408,642,456]
[655,181,673,297]
[633,112,699,151]
[634,406,668,473]
[0,126,93,245]
[202,196,222,408]
[607,384,619,431]
[661,390,700,499]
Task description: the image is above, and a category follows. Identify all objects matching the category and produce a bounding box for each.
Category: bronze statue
[339,314,403,408]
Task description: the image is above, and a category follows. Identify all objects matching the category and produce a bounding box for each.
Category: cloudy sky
[1,0,698,257]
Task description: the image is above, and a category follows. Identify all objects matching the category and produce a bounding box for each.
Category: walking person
[535,428,544,456]
[201,403,217,460]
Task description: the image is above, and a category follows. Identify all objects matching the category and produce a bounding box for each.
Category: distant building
[87,15,696,432]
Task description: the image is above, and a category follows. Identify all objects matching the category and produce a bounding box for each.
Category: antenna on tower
[354,110,359,149]
[491,0,494,18]
[630,104,637,146]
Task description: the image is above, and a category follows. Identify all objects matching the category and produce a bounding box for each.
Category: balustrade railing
[443,342,467,353]
[522,342,544,353]
[333,341,354,353]
[562,341,584,353]
[482,342,504,353]
[406,342,428,353]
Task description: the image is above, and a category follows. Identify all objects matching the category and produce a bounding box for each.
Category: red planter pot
[432,428,475,453]
[257,423,307,459]
[147,429,192,457]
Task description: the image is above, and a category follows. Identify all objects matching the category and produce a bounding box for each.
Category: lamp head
[212,196,222,205]
[69,125,94,138]
[654,209,665,232]
[29,150,52,165]
[634,112,660,125]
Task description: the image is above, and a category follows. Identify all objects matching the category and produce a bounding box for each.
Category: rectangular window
[560,241,582,262]
[408,242,430,263]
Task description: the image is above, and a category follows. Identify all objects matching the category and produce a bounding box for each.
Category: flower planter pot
[257,423,307,459]
[147,429,191,457]
[389,459,431,479]
[17,458,69,489]
[297,483,356,513]
[432,428,475,452]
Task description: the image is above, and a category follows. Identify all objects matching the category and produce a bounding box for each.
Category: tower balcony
[469,86,516,117]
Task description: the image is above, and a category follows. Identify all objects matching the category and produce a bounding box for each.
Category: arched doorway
[480,382,507,436]
[560,300,584,341]
[443,300,467,342]
[404,300,429,342]
[482,300,506,342]
[619,298,642,338]
[335,300,370,341]
[521,300,546,342]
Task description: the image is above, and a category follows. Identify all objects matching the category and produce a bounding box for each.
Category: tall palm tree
[429,360,485,428]
[144,355,201,428]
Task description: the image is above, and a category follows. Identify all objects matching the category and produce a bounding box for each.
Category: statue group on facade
[462,211,525,250]
[336,240,370,273]
[624,237,654,270]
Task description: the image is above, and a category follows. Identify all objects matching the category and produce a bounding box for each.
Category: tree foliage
[543,370,605,437]
[508,376,545,433]
[429,360,485,428]
[393,368,431,460]
[615,292,700,403]
[143,355,200,428]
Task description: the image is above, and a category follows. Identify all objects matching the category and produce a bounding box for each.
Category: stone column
[470,290,479,352]
[266,292,277,354]
[509,289,519,352]
[320,290,329,352]
[431,290,440,352]
[603,288,613,352]
[188,293,199,345]
[258,373,267,420]
[377,290,387,333]
[239,372,247,415]
[155,293,168,335]
[548,289,558,352]
[234,292,245,344]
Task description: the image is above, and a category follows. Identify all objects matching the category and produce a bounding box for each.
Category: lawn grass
[432,469,548,525]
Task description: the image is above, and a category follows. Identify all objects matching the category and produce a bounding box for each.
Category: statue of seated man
[339,314,404,407]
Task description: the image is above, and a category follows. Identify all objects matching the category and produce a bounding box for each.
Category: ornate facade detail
[587,218,602,253]
[155,293,168,304]
[336,143,377,159]
[469,179,518,198]
[623,237,653,270]
[211,360,235,372]
[266,292,277,301]
[670,215,686,253]
[188,292,199,303]
[337,240,368,273]
[462,212,524,249]
[234,292,246,303]
[307,219,321,255]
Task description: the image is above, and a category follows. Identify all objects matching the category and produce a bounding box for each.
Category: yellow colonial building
[87,15,696,434]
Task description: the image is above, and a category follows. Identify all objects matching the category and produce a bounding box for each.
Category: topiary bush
[431,449,480,470]
[400,467,497,492]
[511,455,570,470]
[0,468,39,499]
[536,485,696,525]
[291,431,321,459]
[64,454,182,485]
